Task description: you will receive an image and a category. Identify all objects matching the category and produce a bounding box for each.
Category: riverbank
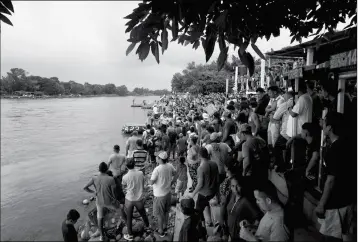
[0,94,161,100]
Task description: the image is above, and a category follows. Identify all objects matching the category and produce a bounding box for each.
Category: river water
[1,96,158,241]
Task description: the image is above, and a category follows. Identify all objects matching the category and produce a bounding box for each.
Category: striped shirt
[132,149,148,170]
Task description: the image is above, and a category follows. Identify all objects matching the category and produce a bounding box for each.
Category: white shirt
[153,106,158,114]
[122,170,144,201]
[151,163,176,197]
[286,93,312,137]
[273,98,293,140]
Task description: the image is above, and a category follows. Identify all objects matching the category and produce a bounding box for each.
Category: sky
[0,1,349,90]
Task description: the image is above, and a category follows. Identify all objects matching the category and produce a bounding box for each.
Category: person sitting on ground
[122,159,150,241]
[220,175,261,242]
[62,209,80,242]
[83,162,126,241]
[126,131,139,158]
[179,197,207,242]
[149,151,176,237]
[190,147,219,227]
[174,156,188,200]
[108,145,126,178]
[239,180,291,242]
[132,139,149,176]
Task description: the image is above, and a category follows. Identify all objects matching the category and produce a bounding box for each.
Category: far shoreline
[0,94,163,100]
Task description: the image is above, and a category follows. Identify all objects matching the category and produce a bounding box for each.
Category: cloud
[0,2,348,90]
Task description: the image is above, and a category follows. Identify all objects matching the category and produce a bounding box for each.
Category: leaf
[218,33,226,51]
[137,42,150,61]
[1,0,14,13]
[201,38,206,50]
[0,13,12,26]
[246,52,255,76]
[214,10,228,29]
[204,34,217,62]
[193,40,200,50]
[0,4,11,15]
[217,47,228,71]
[161,29,168,54]
[125,19,139,33]
[171,17,179,41]
[290,35,296,43]
[251,43,266,60]
[126,42,137,56]
[150,42,160,64]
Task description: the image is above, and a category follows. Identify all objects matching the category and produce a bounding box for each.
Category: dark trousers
[196,193,215,223]
[124,199,149,235]
[274,134,290,171]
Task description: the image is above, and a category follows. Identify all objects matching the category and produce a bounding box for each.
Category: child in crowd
[175,156,188,200]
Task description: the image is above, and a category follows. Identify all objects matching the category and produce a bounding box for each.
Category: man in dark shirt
[255,88,270,116]
[315,112,356,241]
[190,147,219,226]
[221,111,236,145]
[62,209,80,242]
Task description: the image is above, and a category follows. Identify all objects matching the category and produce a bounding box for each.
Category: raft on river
[130,104,143,108]
[121,123,146,135]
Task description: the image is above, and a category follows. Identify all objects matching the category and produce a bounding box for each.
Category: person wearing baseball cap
[149,151,176,237]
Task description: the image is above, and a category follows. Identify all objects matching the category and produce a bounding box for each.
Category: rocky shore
[78,161,178,242]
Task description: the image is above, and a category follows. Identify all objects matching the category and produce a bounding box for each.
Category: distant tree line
[171,55,261,94]
[0,68,170,96]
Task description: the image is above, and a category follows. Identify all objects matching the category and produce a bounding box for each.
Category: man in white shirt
[271,89,294,170]
[122,159,150,241]
[287,84,313,138]
[149,151,176,237]
[266,86,285,148]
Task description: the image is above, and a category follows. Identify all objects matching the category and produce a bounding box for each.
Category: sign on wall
[330,49,357,69]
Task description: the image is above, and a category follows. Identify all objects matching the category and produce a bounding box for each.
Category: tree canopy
[171,54,261,94]
[0,0,14,27]
[0,68,170,96]
[125,0,356,74]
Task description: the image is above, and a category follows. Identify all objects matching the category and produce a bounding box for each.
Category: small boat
[141,105,152,109]
[121,123,146,135]
[131,104,143,107]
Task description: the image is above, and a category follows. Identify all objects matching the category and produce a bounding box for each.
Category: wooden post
[261,59,265,88]
[306,48,314,66]
[318,109,328,191]
[337,79,345,114]
[292,77,299,136]
[234,66,238,93]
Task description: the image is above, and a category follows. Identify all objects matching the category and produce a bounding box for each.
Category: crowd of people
[62,80,356,242]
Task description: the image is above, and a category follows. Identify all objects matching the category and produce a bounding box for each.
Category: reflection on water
[1,96,157,241]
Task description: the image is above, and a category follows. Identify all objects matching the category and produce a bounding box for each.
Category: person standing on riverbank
[62,209,80,242]
[126,131,139,158]
[132,139,148,176]
[149,151,176,237]
[122,159,150,241]
[108,145,126,178]
[84,162,126,241]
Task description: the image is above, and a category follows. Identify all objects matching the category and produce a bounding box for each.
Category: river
[1,96,158,241]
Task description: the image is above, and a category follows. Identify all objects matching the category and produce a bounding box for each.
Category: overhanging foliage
[0,0,14,27]
[125,0,356,75]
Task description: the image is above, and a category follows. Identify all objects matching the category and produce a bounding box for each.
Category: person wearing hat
[149,151,176,237]
[178,197,206,242]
